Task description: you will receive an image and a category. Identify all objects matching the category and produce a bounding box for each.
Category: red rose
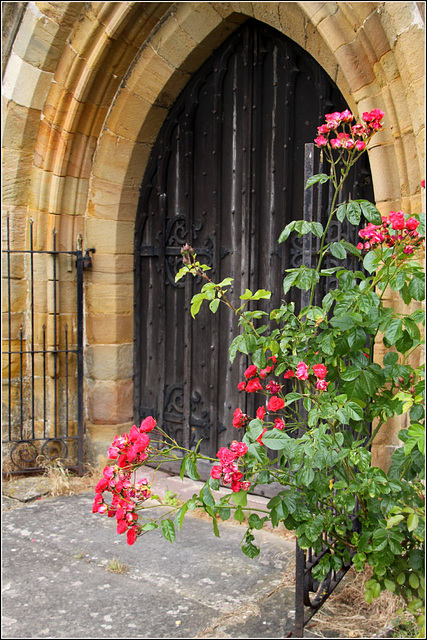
[256,428,268,446]
[127,527,138,545]
[256,406,266,420]
[312,363,327,379]
[244,365,258,380]
[283,370,294,379]
[246,377,263,393]
[267,396,285,412]
[140,416,156,432]
[237,381,246,391]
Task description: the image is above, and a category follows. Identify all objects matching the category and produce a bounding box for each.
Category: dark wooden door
[134,20,372,469]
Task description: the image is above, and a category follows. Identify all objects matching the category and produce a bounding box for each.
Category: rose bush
[94,109,425,634]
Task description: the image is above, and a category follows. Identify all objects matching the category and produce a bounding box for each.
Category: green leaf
[234,506,245,523]
[252,289,272,300]
[212,516,220,538]
[305,173,331,189]
[218,507,231,521]
[363,251,380,274]
[407,513,419,532]
[209,298,220,314]
[261,429,291,450]
[336,203,347,222]
[190,293,205,318]
[141,521,158,531]
[345,401,364,421]
[386,514,405,528]
[185,456,200,481]
[201,484,215,508]
[385,318,403,345]
[161,518,176,543]
[409,275,425,301]
[311,222,324,238]
[283,271,299,294]
[242,536,260,558]
[175,503,188,531]
[358,200,382,224]
[346,201,361,225]
[248,514,265,530]
[231,491,248,507]
[330,242,347,259]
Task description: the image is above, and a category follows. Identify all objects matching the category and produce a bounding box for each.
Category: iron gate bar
[2,218,87,475]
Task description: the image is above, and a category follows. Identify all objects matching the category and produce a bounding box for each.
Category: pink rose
[316,379,328,391]
[295,361,309,380]
[274,418,285,431]
[405,217,419,231]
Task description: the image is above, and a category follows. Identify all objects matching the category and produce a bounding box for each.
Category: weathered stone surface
[3,51,53,110]
[334,39,376,93]
[367,143,402,203]
[126,44,191,109]
[86,283,134,315]
[317,10,357,54]
[106,87,168,144]
[86,314,133,345]
[88,177,139,222]
[175,1,237,50]
[87,253,134,285]
[2,476,51,502]
[1,100,41,151]
[1,492,299,639]
[87,379,133,424]
[85,218,134,255]
[85,343,133,381]
[12,3,71,74]
[92,129,151,187]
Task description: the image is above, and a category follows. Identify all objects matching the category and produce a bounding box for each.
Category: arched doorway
[134,19,373,471]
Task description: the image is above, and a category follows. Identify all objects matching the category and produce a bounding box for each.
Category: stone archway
[2,2,424,466]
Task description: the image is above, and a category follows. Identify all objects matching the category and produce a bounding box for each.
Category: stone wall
[2,2,425,469]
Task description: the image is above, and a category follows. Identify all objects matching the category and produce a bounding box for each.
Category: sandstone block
[85,218,134,255]
[87,379,133,424]
[360,10,391,61]
[88,177,139,222]
[86,283,134,315]
[150,16,212,74]
[301,2,338,27]
[1,100,41,151]
[106,87,168,144]
[12,3,70,74]
[347,3,377,24]
[35,2,85,29]
[85,343,133,381]
[126,44,190,109]
[86,314,133,345]
[1,207,28,250]
[371,444,400,472]
[366,142,402,202]
[334,40,376,93]
[92,130,151,188]
[2,147,33,206]
[3,51,53,110]
[88,253,134,285]
[210,3,253,21]
[317,10,356,54]
[393,25,426,91]
[175,1,236,50]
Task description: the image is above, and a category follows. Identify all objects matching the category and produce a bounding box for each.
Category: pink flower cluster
[93,416,156,545]
[284,362,328,391]
[237,356,280,394]
[314,109,384,151]
[211,441,250,492]
[357,211,423,255]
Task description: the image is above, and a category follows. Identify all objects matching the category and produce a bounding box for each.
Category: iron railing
[2,218,92,474]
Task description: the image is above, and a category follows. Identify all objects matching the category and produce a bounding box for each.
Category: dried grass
[307,565,405,638]
[37,457,103,497]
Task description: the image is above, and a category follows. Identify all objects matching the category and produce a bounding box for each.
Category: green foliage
[133,112,425,636]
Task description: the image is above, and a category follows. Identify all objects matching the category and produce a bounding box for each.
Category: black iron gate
[2,218,90,475]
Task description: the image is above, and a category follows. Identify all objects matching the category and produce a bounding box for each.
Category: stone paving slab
[2,492,304,639]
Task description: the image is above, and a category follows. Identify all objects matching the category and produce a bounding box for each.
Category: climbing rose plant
[94,109,425,634]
